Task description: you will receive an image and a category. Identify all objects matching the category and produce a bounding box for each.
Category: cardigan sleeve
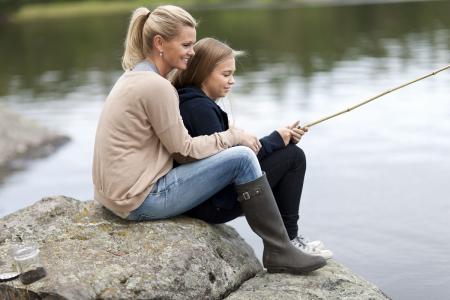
[143,83,238,159]
[178,93,285,161]
[187,103,286,161]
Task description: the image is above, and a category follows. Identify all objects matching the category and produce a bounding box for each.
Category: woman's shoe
[235,174,326,274]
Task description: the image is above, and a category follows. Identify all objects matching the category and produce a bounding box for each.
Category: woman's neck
[146,55,171,78]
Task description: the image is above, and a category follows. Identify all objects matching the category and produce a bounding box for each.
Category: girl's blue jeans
[127,146,262,221]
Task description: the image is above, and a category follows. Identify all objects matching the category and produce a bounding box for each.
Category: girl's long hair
[172,38,243,89]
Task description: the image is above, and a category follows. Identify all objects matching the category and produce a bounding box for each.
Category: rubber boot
[236,173,326,274]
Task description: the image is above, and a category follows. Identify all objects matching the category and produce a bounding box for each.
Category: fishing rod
[300,64,450,129]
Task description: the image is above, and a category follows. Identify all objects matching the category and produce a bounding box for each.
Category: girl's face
[202,56,236,100]
[161,26,196,73]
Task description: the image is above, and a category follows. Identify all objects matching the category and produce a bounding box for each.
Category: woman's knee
[231,146,262,183]
[234,145,259,163]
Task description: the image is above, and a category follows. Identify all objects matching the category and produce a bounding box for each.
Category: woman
[172,38,332,259]
[93,6,326,274]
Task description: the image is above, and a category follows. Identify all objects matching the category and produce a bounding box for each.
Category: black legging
[185,144,306,240]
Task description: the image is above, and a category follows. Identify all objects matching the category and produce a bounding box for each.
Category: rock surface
[0,196,390,300]
[0,106,69,174]
[0,196,262,299]
[225,260,391,300]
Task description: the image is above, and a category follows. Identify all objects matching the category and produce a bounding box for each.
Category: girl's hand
[288,121,308,144]
[276,127,294,146]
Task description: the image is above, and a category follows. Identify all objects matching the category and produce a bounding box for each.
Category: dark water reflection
[1,1,448,98]
[1,1,449,299]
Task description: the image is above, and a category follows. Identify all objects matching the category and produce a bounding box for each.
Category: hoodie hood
[176,85,229,134]
[177,86,211,105]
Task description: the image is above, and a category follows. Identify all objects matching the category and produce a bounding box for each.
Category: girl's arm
[257,131,286,160]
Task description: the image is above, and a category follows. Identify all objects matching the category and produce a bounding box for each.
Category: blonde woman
[93,6,326,274]
[172,38,333,259]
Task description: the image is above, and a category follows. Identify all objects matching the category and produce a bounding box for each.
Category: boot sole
[266,260,327,275]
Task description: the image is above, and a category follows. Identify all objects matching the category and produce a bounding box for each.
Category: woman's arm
[181,99,284,161]
[179,100,261,156]
[144,85,237,159]
[144,84,260,159]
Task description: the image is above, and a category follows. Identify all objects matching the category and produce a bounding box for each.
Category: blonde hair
[172,38,243,89]
[122,5,197,71]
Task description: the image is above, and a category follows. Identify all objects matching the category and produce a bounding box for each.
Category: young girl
[93,6,326,274]
[172,38,332,259]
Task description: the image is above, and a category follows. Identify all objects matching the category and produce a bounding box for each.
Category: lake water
[1,1,449,299]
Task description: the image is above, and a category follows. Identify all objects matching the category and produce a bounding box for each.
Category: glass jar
[13,243,47,284]
[0,246,20,282]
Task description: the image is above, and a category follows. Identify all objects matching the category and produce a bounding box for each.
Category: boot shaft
[235,174,326,274]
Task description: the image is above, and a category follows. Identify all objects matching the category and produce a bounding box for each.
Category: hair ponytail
[122,5,197,71]
[122,7,151,71]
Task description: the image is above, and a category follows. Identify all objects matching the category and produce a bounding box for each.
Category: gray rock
[225,260,390,300]
[0,196,390,300]
[0,196,262,299]
[0,106,69,174]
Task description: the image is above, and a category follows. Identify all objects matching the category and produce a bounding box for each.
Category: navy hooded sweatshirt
[177,86,285,209]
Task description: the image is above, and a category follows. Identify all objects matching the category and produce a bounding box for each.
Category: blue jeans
[127,146,262,221]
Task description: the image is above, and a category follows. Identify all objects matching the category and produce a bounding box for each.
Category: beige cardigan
[92,71,239,218]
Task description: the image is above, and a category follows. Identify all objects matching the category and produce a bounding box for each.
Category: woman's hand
[235,128,262,154]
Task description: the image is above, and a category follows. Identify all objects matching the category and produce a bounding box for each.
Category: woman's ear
[153,35,164,53]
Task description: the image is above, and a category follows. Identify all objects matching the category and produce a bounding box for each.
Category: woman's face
[202,56,236,100]
[162,26,196,72]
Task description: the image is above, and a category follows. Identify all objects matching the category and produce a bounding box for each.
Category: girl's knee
[286,144,306,169]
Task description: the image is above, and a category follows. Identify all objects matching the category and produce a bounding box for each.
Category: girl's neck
[200,86,218,101]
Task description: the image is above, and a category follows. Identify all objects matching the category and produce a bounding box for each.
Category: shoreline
[12,0,439,21]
